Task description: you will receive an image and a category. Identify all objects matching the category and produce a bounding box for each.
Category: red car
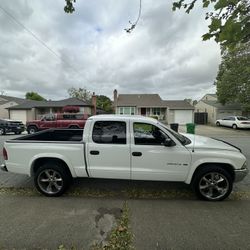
[26,113,88,134]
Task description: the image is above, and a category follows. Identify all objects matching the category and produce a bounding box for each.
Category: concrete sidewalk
[1,195,250,250]
[0,195,124,249]
[130,199,250,250]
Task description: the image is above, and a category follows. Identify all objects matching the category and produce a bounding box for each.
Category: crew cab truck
[1,115,248,201]
[26,113,88,134]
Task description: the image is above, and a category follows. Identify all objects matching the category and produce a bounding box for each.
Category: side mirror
[163,138,176,147]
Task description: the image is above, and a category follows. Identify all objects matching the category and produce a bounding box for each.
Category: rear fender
[29,153,77,177]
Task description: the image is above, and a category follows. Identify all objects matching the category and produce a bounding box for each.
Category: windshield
[237,116,249,121]
[158,122,191,145]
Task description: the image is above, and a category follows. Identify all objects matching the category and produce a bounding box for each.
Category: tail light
[3,147,8,161]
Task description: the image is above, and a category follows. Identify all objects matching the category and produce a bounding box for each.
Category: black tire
[192,166,233,201]
[69,125,79,129]
[216,122,220,126]
[15,132,22,135]
[232,124,237,130]
[34,161,72,197]
[27,126,37,134]
[0,128,5,135]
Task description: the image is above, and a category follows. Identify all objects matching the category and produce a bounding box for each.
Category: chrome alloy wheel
[199,172,229,200]
[37,169,63,195]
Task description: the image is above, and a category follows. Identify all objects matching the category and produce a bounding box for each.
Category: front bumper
[0,164,8,172]
[234,168,249,182]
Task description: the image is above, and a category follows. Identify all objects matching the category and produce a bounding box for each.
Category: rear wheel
[192,166,233,201]
[232,124,237,129]
[27,126,37,134]
[34,162,71,197]
[0,128,5,135]
[216,122,220,126]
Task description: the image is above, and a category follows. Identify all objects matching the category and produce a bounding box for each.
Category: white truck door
[131,121,191,181]
[86,120,131,179]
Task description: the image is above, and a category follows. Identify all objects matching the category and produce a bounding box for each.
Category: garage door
[174,110,193,124]
[10,110,27,124]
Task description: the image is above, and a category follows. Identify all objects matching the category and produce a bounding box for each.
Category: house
[0,95,27,119]
[7,96,96,124]
[195,94,243,124]
[113,90,194,124]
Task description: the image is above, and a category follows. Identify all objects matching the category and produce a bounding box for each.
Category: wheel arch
[30,157,75,179]
[189,162,235,185]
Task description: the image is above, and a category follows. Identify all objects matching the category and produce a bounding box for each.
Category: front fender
[185,157,242,184]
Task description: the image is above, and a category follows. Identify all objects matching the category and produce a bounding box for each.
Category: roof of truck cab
[89,114,158,123]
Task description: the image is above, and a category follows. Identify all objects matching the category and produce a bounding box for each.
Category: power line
[124,0,142,33]
[0,4,82,76]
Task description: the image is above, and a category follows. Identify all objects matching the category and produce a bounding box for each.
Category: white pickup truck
[1,115,248,201]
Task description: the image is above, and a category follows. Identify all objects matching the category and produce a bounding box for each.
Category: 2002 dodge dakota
[1,115,248,201]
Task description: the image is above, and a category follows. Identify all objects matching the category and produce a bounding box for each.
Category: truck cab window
[133,123,166,145]
[92,121,126,144]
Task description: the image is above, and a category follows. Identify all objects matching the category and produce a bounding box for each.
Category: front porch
[138,107,167,121]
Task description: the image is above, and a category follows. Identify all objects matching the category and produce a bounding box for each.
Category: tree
[96,95,113,112]
[215,42,250,110]
[68,87,92,101]
[172,0,250,48]
[64,0,249,48]
[25,92,46,101]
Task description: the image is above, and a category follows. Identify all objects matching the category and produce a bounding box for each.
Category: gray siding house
[7,97,95,124]
[195,94,243,124]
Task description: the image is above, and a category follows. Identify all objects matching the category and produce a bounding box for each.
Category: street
[0,127,250,249]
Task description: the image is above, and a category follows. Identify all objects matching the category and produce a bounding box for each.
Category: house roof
[163,100,195,110]
[7,97,93,110]
[0,95,26,105]
[117,94,166,107]
[116,94,194,110]
[202,100,242,110]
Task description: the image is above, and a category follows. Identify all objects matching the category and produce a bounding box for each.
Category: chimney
[92,92,97,115]
[113,89,118,112]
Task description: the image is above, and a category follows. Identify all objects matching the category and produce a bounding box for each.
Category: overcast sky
[0,0,220,101]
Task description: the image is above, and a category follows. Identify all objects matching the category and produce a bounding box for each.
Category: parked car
[26,113,88,134]
[216,116,250,129]
[1,115,248,201]
[0,119,25,135]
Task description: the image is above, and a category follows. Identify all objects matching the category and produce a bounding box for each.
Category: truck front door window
[133,123,166,145]
[92,121,126,144]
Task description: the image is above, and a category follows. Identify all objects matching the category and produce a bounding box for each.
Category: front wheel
[216,122,220,126]
[34,162,71,197]
[192,166,233,201]
[232,124,237,130]
[27,126,37,134]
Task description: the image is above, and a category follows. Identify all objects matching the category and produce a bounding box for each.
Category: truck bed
[12,129,83,142]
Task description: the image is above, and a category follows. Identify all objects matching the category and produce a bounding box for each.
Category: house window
[152,108,160,116]
[119,107,124,115]
[119,107,135,115]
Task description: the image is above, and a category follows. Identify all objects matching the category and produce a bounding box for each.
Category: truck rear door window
[92,121,126,144]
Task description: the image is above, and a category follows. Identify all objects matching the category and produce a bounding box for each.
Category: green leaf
[209,18,222,32]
